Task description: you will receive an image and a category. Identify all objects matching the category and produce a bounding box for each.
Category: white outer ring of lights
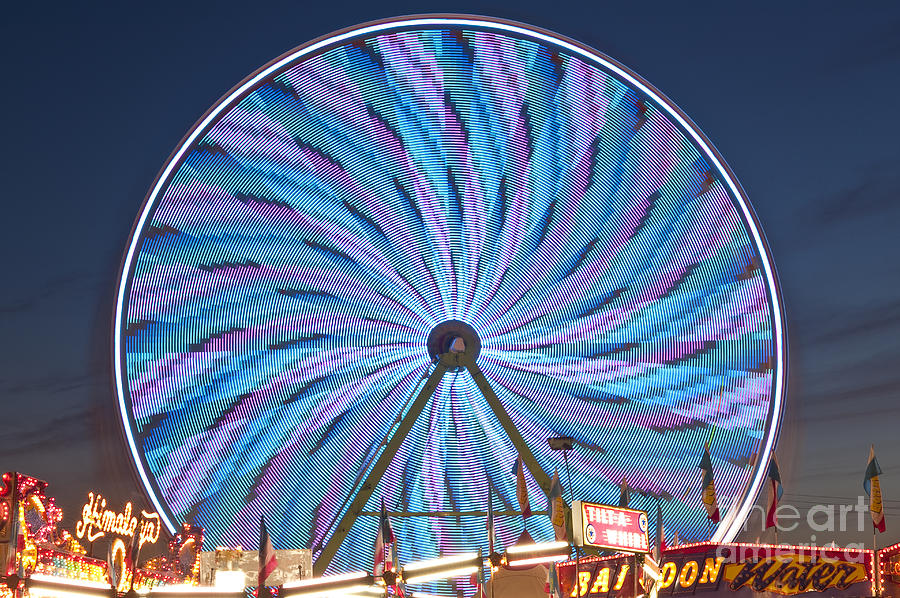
[114,15,786,542]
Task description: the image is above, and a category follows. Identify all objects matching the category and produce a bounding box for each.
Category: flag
[469,556,484,590]
[765,456,783,529]
[129,526,141,570]
[259,517,278,588]
[864,446,886,533]
[374,499,396,576]
[548,561,562,598]
[698,444,720,523]
[643,554,660,592]
[127,516,142,592]
[14,503,25,577]
[618,476,629,508]
[390,539,398,578]
[8,501,22,577]
[107,542,120,591]
[547,470,567,542]
[486,489,496,554]
[512,456,531,518]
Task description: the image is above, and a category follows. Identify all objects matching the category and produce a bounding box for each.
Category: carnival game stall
[558,543,876,598]
[879,543,900,598]
[0,472,888,598]
[0,472,201,597]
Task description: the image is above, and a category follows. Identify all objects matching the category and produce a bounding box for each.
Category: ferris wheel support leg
[462,356,554,502]
[313,352,459,575]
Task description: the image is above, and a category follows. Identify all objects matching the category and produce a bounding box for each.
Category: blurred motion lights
[401,553,482,585]
[504,542,570,568]
[281,572,376,598]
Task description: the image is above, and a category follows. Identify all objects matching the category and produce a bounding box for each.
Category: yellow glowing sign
[724,554,866,595]
[110,537,131,593]
[75,492,161,546]
[563,552,867,597]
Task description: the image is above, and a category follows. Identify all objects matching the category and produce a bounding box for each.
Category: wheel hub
[426,320,481,368]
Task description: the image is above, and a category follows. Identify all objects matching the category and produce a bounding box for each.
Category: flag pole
[574,551,579,598]
[873,521,879,597]
[562,448,575,504]
[490,549,495,598]
[563,444,578,598]
[632,554,639,598]
[486,488,494,598]
[129,512,144,594]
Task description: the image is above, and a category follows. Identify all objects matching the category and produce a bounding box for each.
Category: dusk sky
[2,1,899,551]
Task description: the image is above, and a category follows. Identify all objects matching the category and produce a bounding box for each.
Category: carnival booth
[556,500,881,598]
[0,472,200,597]
[879,543,900,598]
[1,472,890,598]
[558,543,876,598]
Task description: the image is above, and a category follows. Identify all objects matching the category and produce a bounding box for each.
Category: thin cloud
[0,272,100,316]
[808,299,900,345]
[0,404,96,455]
[811,168,900,226]
[830,18,900,69]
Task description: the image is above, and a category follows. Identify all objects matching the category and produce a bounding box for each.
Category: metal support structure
[314,348,560,574]
[356,510,548,517]
[462,355,554,497]
[314,352,457,574]
[633,555,639,598]
[874,524,880,597]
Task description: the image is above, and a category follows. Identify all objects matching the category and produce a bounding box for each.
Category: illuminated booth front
[559,502,881,598]
[1,473,894,598]
[0,472,201,597]
[559,543,878,598]
[879,543,900,598]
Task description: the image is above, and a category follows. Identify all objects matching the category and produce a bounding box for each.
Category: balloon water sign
[558,544,872,598]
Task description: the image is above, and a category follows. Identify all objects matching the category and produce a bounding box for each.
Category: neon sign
[572,502,650,553]
[559,547,870,597]
[75,492,161,546]
[725,554,865,594]
[888,553,900,582]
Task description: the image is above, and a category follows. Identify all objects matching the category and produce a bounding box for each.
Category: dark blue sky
[2,1,899,548]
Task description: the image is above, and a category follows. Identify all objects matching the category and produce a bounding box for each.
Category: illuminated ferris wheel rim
[112,13,787,546]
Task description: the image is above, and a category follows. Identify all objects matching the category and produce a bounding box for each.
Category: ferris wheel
[114,14,786,582]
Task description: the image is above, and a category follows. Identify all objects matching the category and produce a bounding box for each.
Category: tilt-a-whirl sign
[558,543,873,598]
[572,502,650,554]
